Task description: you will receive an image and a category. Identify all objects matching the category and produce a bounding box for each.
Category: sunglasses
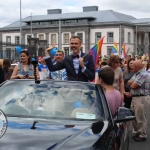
[115,61,120,64]
[21,49,28,52]
[52,47,63,52]
[57,50,63,52]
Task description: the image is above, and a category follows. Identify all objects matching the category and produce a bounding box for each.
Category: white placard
[76,112,96,119]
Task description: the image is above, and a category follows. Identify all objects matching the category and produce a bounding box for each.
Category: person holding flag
[44,36,95,82]
[89,36,105,82]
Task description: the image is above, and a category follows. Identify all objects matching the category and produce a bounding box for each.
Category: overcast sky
[0,0,150,28]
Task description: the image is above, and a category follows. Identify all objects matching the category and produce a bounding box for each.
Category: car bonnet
[0,116,109,150]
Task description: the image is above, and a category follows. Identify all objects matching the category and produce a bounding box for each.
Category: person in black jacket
[44,36,95,82]
[0,64,4,84]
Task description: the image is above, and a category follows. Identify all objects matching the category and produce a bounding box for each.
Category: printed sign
[76,112,96,119]
[0,110,7,138]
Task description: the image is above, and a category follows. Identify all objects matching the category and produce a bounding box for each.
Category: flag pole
[82,52,89,58]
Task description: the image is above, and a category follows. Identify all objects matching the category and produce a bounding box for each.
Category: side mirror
[114,107,135,123]
[91,120,104,134]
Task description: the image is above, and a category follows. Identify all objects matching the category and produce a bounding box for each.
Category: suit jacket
[45,52,95,82]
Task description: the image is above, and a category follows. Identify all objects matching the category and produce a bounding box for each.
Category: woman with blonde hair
[124,58,135,108]
[3,58,14,80]
[0,59,3,67]
[107,55,124,99]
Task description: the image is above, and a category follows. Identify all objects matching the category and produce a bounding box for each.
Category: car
[11,63,18,68]
[0,80,135,150]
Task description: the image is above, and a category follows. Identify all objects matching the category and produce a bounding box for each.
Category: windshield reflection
[0,80,104,120]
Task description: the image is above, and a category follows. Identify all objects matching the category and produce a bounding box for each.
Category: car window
[0,80,104,120]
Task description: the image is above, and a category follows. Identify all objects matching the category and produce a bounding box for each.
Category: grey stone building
[0,6,150,60]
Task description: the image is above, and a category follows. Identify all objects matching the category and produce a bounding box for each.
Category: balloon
[49,47,57,56]
[16,46,22,53]
[73,101,84,109]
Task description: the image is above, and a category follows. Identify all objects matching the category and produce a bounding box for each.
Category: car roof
[11,63,18,65]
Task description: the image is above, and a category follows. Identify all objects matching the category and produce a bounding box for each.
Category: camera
[32,60,38,65]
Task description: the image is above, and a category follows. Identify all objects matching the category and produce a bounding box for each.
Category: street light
[31,12,33,37]
[136,26,137,55]
[20,0,22,45]
[58,15,62,50]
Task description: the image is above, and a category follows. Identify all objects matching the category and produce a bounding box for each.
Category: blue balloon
[49,47,57,56]
[74,101,84,109]
[16,46,22,53]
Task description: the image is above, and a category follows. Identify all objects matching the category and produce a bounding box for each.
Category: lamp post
[20,0,22,45]
[119,25,122,55]
[31,12,33,37]
[58,15,62,50]
[136,26,137,55]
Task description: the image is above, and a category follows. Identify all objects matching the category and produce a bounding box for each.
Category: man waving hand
[44,36,95,82]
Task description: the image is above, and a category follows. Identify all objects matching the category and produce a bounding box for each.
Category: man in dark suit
[44,36,95,82]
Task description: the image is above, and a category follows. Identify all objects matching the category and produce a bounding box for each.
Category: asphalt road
[129,109,150,150]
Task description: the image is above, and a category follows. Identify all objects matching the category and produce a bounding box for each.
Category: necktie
[72,55,79,59]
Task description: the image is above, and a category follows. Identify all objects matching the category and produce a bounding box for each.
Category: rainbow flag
[122,43,126,57]
[89,36,104,69]
[112,42,119,53]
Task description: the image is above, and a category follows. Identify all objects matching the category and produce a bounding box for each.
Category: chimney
[47,9,62,14]
[83,6,98,12]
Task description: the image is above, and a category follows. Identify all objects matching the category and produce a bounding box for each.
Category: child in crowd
[98,67,123,116]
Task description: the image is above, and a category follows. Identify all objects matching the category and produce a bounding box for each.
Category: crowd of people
[96,54,150,142]
[0,35,150,142]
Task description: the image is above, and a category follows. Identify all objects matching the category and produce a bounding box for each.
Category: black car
[0,80,135,150]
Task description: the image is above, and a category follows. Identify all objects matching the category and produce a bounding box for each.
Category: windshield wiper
[6,114,98,121]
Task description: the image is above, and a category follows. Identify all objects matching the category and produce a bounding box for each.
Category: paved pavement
[129,109,150,150]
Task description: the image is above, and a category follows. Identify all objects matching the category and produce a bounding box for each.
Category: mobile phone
[25,74,29,78]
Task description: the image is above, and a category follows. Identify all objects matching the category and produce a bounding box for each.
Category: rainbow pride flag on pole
[89,36,104,69]
[112,42,119,54]
[122,43,126,57]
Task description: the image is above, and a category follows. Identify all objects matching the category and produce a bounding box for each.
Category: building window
[64,33,69,44]
[38,34,44,40]
[107,32,113,43]
[95,32,101,43]
[77,33,83,43]
[63,47,69,56]
[6,36,11,44]
[51,34,56,44]
[15,36,20,45]
[128,32,131,44]
[107,46,112,56]
[141,34,144,45]
[6,48,11,60]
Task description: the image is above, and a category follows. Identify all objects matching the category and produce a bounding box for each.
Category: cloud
[0,0,150,27]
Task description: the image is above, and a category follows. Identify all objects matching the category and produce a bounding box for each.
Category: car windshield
[0,80,104,120]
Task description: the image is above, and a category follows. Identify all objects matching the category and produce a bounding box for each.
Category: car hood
[0,116,108,150]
